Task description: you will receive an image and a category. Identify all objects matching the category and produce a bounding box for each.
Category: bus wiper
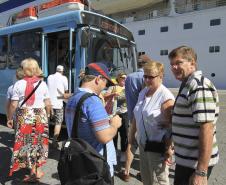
[100,29,124,64]
[116,37,124,64]
[123,48,129,68]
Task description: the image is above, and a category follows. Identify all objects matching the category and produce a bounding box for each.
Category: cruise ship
[1,0,225,89]
[91,0,226,89]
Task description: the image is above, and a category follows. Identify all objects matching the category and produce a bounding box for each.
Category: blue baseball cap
[85,62,115,86]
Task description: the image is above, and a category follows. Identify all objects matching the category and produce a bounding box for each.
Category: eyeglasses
[143,75,159,80]
[170,59,190,67]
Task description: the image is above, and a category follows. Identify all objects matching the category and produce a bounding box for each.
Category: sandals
[118,170,130,182]
[31,169,45,179]
[23,174,39,183]
[36,171,44,179]
[23,171,44,183]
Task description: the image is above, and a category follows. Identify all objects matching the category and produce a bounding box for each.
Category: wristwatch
[195,169,207,177]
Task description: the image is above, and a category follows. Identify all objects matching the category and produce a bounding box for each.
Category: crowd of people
[5,45,219,185]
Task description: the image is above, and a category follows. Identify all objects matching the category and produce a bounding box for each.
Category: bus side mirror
[81,30,89,47]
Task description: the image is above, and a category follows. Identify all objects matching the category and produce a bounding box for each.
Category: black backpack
[57,93,112,185]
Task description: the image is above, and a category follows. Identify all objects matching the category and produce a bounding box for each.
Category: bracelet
[195,169,207,177]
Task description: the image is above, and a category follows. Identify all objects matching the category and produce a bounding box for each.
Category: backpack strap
[20,80,42,108]
[71,92,108,160]
[71,92,96,138]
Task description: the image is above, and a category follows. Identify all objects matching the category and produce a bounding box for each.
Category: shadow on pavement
[48,143,61,161]
[0,131,14,148]
[52,172,60,181]
[0,147,12,184]
[114,152,141,182]
[0,131,15,184]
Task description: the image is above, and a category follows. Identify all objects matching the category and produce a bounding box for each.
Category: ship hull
[124,5,226,89]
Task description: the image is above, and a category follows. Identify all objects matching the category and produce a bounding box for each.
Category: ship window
[209,46,220,53]
[160,50,168,56]
[138,30,145,35]
[184,23,193,29]
[138,51,145,56]
[0,36,7,69]
[209,46,214,53]
[160,26,168,32]
[215,46,220,52]
[210,19,221,26]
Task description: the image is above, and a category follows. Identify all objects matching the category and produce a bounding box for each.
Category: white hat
[56,65,64,72]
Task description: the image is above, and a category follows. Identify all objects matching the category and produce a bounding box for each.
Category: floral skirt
[9,108,49,176]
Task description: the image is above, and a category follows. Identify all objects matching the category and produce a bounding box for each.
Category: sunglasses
[119,76,126,79]
[143,75,159,80]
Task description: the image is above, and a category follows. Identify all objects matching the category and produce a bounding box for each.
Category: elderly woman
[7,58,51,182]
[128,60,175,185]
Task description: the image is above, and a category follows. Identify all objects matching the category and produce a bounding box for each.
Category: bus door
[42,28,75,93]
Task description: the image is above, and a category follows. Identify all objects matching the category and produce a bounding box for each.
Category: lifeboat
[15,7,37,24]
[38,0,85,18]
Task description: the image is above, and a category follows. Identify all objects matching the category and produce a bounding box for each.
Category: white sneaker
[120,152,126,162]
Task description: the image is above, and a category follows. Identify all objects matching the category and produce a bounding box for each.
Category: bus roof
[0,10,134,41]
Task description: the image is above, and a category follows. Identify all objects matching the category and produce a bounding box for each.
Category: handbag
[144,140,165,153]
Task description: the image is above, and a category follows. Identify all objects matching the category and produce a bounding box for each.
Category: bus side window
[9,30,41,69]
[0,36,7,69]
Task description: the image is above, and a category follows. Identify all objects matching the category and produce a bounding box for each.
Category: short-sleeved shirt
[47,72,68,109]
[11,79,49,108]
[65,88,117,176]
[172,70,219,169]
[134,84,175,146]
[7,85,14,100]
[125,69,144,121]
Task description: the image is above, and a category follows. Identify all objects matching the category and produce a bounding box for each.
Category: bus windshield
[83,28,136,77]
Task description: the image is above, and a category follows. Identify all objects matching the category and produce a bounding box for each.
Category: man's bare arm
[197,122,214,171]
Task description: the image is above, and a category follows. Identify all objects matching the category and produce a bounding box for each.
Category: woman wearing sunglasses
[128,60,175,185]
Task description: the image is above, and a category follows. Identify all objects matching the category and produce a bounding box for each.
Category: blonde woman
[129,61,175,185]
[104,72,128,161]
[7,58,51,182]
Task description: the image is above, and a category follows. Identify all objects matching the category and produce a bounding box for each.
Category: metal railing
[119,0,226,24]
[176,0,226,14]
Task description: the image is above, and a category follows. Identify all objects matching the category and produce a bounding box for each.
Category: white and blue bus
[0,9,137,114]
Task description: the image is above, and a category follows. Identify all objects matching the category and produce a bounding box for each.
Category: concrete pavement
[0,90,226,185]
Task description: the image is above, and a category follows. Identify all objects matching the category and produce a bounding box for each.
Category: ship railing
[176,0,226,14]
[120,0,226,24]
[119,8,170,23]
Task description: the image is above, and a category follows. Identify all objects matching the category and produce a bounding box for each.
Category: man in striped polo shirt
[168,46,219,185]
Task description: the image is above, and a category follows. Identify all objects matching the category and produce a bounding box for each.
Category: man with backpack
[64,62,122,185]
